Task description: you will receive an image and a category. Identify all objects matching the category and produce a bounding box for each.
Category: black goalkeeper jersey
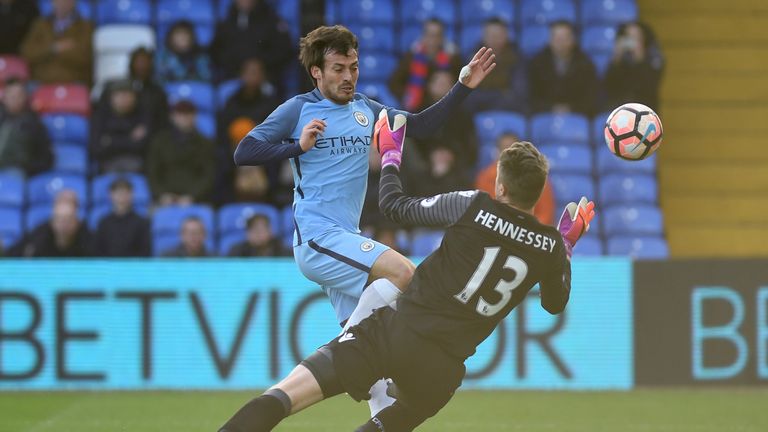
[379,166,571,360]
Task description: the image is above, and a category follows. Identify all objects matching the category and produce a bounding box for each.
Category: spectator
[475,133,556,225]
[0,0,40,54]
[13,191,91,257]
[156,21,212,83]
[605,22,664,112]
[227,214,289,257]
[161,216,213,257]
[210,0,293,81]
[93,178,151,257]
[219,58,278,137]
[20,0,93,84]
[464,18,527,112]
[529,21,598,115]
[0,79,53,177]
[90,79,151,173]
[410,146,469,198]
[148,100,215,206]
[388,19,462,111]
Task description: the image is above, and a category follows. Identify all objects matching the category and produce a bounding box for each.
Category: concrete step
[652,15,768,43]
[668,225,768,257]
[662,196,768,224]
[661,104,768,133]
[663,47,768,74]
[659,130,768,162]
[659,162,768,194]
[662,73,768,103]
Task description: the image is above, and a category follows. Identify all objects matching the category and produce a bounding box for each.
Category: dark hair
[616,21,657,52]
[549,20,576,33]
[165,20,198,52]
[109,178,133,191]
[484,17,508,27]
[129,46,154,78]
[299,25,358,86]
[498,141,549,209]
[182,216,205,230]
[245,214,270,230]
[424,17,445,29]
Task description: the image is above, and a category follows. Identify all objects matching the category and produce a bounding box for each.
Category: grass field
[2,389,767,432]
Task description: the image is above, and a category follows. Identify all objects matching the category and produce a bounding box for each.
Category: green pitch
[1,389,767,432]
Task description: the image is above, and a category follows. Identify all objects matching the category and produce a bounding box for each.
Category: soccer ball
[604,103,663,160]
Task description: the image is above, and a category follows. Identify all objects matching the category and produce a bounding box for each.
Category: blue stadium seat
[325,0,338,23]
[25,203,86,232]
[42,114,89,144]
[572,235,603,256]
[0,173,24,208]
[607,235,669,259]
[476,141,498,171]
[539,144,593,174]
[219,232,246,255]
[53,145,87,175]
[196,113,216,139]
[39,0,93,20]
[96,0,152,25]
[156,22,215,47]
[473,111,528,145]
[520,25,550,57]
[589,51,612,76]
[581,26,617,54]
[346,24,397,53]
[459,24,516,60]
[603,204,664,236]
[216,79,241,109]
[358,81,399,108]
[580,0,638,26]
[400,0,457,25]
[549,174,595,209]
[153,232,216,256]
[359,54,398,81]
[521,0,577,25]
[0,208,22,249]
[399,23,457,53]
[592,111,611,144]
[152,204,215,236]
[218,203,280,235]
[530,113,590,145]
[91,173,151,207]
[411,230,444,257]
[164,81,215,113]
[156,0,215,24]
[598,173,658,205]
[596,147,656,174]
[281,206,295,249]
[88,203,149,230]
[459,0,516,25]
[339,0,395,24]
[27,172,87,206]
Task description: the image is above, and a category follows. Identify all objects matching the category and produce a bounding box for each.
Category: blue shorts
[295,230,389,324]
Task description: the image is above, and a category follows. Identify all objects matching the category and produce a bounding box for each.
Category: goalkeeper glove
[373,109,407,169]
[557,197,596,258]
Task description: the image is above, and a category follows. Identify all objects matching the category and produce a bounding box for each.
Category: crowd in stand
[0,0,665,258]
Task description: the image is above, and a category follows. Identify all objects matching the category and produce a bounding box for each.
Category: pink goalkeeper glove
[557,197,596,258]
[373,109,407,169]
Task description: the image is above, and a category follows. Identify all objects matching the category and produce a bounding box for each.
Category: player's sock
[342,278,401,332]
[355,401,424,432]
[219,390,290,432]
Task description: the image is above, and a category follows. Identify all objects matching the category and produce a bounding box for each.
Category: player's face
[317,49,358,104]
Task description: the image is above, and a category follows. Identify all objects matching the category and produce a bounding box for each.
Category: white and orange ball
[604,103,663,160]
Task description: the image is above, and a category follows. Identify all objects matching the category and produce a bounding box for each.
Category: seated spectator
[410,146,469,198]
[156,21,212,83]
[161,216,213,257]
[605,22,664,112]
[12,190,91,257]
[90,79,150,173]
[475,133,556,225]
[20,0,93,84]
[148,100,215,206]
[219,58,278,137]
[93,178,151,257]
[227,214,288,257]
[0,79,53,177]
[388,19,462,111]
[529,21,598,115]
[0,0,40,54]
[464,18,527,112]
[210,0,293,81]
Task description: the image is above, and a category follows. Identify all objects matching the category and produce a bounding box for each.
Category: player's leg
[368,248,416,291]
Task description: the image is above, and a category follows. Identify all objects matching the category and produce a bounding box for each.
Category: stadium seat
[164,81,215,113]
[459,0,516,25]
[592,111,610,144]
[325,0,338,23]
[27,172,87,206]
[339,0,395,24]
[196,114,216,139]
[281,206,294,248]
[218,203,280,235]
[459,24,516,60]
[476,141,498,171]
[346,24,397,53]
[53,145,88,175]
[411,230,444,257]
[598,173,658,205]
[519,25,550,57]
[25,203,86,231]
[39,0,93,20]
[96,0,152,25]
[399,24,457,53]
[530,113,590,145]
[156,22,215,47]
[153,232,216,256]
[0,56,29,82]
[88,203,149,230]
[42,114,89,144]
[94,24,156,54]
[603,204,664,236]
[0,173,24,208]
[572,235,603,256]
[156,0,215,24]
[91,173,151,207]
[400,0,457,26]
[596,147,656,174]
[548,174,595,209]
[581,26,617,54]
[589,51,612,76]
[358,54,398,81]
[539,144,593,174]
[580,0,639,26]
[520,0,577,25]
[607,235,669,259]
[358,81,399,108]
[152,205,215,236]
[473,111,528,145]
[218,232,245,256]
[31,84,90,116]
[216,79,241,109]
[0,208,22,250]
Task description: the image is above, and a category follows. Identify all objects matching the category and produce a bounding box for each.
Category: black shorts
[326,307,465,418]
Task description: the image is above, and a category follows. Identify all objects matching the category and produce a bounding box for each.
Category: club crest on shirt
[360,241,375,252]
[354,111,369,127]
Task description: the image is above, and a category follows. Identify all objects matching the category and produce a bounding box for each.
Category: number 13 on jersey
[454,246,529,316]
